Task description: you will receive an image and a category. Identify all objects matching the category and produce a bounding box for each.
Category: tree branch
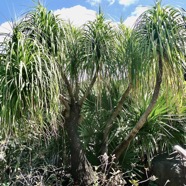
[79,66,99,106]
[62,72,74,102]
[173,145,186,158]
[59,94,70,111]
[74,74,80,102]
[101,82,132,155]
[113,58,163,160]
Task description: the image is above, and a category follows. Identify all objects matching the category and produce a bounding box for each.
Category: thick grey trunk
[113,58,163,160]
[64,103,97,185]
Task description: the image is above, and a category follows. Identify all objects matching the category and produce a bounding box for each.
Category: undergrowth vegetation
[0,0,185,185]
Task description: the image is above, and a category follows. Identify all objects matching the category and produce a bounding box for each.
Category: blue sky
[0,0,185,23]
[0,0,185,41]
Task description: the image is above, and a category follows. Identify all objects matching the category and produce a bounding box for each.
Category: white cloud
[87,0,101,6]
[108,0,115,5]
[119,0,138,6]
[87,0,115,6]
[0,6,96,43]
[0,22,13,42]
[131,6,149,16]
[54,5,96,27]
[124,6,149,28]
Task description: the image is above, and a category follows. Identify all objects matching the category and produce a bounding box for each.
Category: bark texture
[113,58,163,160]
[101,83,132,155]
[64,103,97,185]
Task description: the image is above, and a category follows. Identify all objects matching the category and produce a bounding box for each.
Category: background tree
[112,1,186,160]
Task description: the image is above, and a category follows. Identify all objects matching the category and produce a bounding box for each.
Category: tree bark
[64,103,97,185]
[113,58,163,160]
[101,83,132,155]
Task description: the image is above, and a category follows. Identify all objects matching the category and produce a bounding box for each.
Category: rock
[151,152,186,186]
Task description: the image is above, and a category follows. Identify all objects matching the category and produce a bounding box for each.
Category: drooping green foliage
[134,1,186,86]
[0,1,185,185]
[0,5,61,137]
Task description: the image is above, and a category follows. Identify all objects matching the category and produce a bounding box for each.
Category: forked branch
[79,66,99,106]
[62,72,74,101]
[113,58,163,160]
[59,94,70,111]
[101,82,132,154]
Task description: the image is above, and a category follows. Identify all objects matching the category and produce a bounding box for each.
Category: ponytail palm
[0,5,117,184]
[0,23,60,136]
[113,1,186,159]
[57,14,117,184]
[1,1,185,184]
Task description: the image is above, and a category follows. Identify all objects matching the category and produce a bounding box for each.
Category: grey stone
[151,153,186,186]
